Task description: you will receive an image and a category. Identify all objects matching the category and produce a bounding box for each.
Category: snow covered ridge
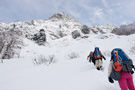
[89,24,116,34]
[0,12,116,40]
[0,12,81,40]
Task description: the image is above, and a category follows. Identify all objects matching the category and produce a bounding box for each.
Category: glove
[131,65,135,70]
[104,58,106,60]
[131,70,134,74]
[132,65,134,68]
[87,56,89,60]
[108,77,114,83]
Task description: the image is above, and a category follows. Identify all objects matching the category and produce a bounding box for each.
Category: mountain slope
[0,33,135,90]
[0,12,117,41]
[0,12,135,90]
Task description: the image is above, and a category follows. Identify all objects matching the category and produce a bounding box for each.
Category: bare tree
[33,54,57,65]
[112,24,135,35]
[68,52,79,59]
[0,29,23,62]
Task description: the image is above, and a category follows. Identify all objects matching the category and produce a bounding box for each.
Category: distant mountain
[0,12,116,40]
[0,12,82,40]
[89,24,116,34]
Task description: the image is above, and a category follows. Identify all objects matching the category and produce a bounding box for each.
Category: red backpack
[112,51,123,72]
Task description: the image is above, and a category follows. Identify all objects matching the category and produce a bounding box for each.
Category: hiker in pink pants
[108,60,135,90]
[108,48,135,90]
[118,72,135,90]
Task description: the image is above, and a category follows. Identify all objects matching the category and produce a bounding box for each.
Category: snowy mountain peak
[48,12,73,21]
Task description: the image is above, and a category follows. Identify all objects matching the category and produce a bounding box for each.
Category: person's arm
[87,54,90,60]
[89,54,93,62]
[100,51,106,60]
[108,60,114,83]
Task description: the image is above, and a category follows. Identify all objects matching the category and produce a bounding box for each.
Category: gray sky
[0,0,135,26]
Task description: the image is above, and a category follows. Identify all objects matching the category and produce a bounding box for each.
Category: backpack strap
[115,55,117,62]
[113,61,117,70]
[96,49,98,55]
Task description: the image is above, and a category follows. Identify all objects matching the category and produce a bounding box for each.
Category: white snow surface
[0,33,135,90]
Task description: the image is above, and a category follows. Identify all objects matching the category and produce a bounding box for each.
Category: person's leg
[98,59,102,68]
[126,73,135,90]
[118,78,128,90]
[95,60,100,70]
[92,59,95,65]
[97,59,103,70]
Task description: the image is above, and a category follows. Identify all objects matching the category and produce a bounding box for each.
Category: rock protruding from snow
[81,25,90,34]
[72,30,81,39]
[31,29,46,45]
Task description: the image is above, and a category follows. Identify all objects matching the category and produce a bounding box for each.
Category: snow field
[0,34,135,90]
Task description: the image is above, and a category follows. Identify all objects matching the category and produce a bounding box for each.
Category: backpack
[93,47,102,59]
[111,48,133,72]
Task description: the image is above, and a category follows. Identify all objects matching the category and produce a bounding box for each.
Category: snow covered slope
[0,32,135,90]
[0,12,134,90]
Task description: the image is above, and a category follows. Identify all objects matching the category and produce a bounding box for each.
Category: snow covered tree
[112,24,135,35]
[0,29,23,62]
[72,30,81,39]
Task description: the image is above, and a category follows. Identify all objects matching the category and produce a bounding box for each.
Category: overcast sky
[0,0,135,26]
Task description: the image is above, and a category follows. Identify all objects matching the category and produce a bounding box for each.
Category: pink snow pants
[118,72,135,90]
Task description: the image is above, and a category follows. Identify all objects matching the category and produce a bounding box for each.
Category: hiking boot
[97,67,100,70]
